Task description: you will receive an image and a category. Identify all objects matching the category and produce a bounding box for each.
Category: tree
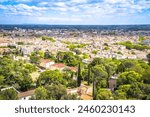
[61,94,79,100]
[56,51,79,66]
[114,90,127,100]
[67,79,77,88]
[77,63,82,87]
[90,58,105,66]
[17,70,33,91]
[142,67,150,84]
[37,70,65,86]
[87,65,91,85]
[0,75,5,86]
[0,88,18,100]
[127,83,144,99]
[0,57,33,91]
[96,88,113,100]
[46,84,67,100]
[92,75,96,100]
[30,52,41,64]
[56,51,64,62]
[117,71,142,86]
[24,63,37,73]
[114,85,131,100]
[91,65,108,89]
[105,63,117,87]
[33,87,48,100]
[44,50,55,60]
[147,53,150,65]
[38,50,44,58]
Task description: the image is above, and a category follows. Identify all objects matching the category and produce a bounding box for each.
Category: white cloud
[38,2,48,6]
[0,0,32,2]
[1,0,150,24]
[16,0,32,2]
[54,2,66,7]
[104,0,134,4]
[0,4,48,16]
[70,0,88,4]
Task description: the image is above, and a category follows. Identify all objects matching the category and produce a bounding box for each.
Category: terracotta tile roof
[68,67,77,72]
[41,59,53,64]
[0,40,9,43]
[52,63,66,68]
[18,90,35,98]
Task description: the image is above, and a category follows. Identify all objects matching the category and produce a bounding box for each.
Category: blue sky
[0,0,150,24]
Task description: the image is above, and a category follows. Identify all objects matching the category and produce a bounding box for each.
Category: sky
[0,0,150,25]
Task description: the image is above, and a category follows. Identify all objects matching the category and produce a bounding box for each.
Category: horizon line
[0,24,150,26]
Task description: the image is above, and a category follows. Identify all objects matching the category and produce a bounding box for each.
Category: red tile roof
[68,67,77,72]
[52,63,66,68]
[41,59,53,64]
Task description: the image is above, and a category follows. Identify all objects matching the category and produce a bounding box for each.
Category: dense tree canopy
[117,71,142,85]
[0,56,33,91]
[56,51,80,66]
[96,88,113,100]
[32,84,78,100]
[37,70,65,86]
[0,88,18,100]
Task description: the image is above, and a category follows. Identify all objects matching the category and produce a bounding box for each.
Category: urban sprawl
[0,28,150,100]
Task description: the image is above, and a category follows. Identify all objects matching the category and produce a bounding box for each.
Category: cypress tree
[105,66,110,88]
[92,77,96,100]
[77,63,82,87]
[87,65,91,85]
[71,72,74,79]
[147,54,150,65]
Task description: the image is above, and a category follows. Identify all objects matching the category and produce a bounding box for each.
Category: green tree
[87,65,91,85]
[147,53,150,65]
[114,90,127,100]
[18,69,33,91]
[142,69,150,84]
[0,88,18,100]
[38,50,44,58]
[92,65,108,89]
[114,85,131,100]
[44,50,55,60]
[24,63,37,73]
[33,87,48,100]
[0,75,5,86]
[30,52,41,64]
[96,88,113,100]
[105,63,117,87]
[46,84,67,100]
[61,94,79,100]
[127,83,144,99]
[37,70,65,86]
[56,51,79,66]
[90,58,105,66]
[117,71,142,86]
[77,63,82,87]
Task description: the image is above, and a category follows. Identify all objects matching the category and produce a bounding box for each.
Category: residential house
[0,40,8,47]
[49,63,66,71]
[40,59,55,69]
